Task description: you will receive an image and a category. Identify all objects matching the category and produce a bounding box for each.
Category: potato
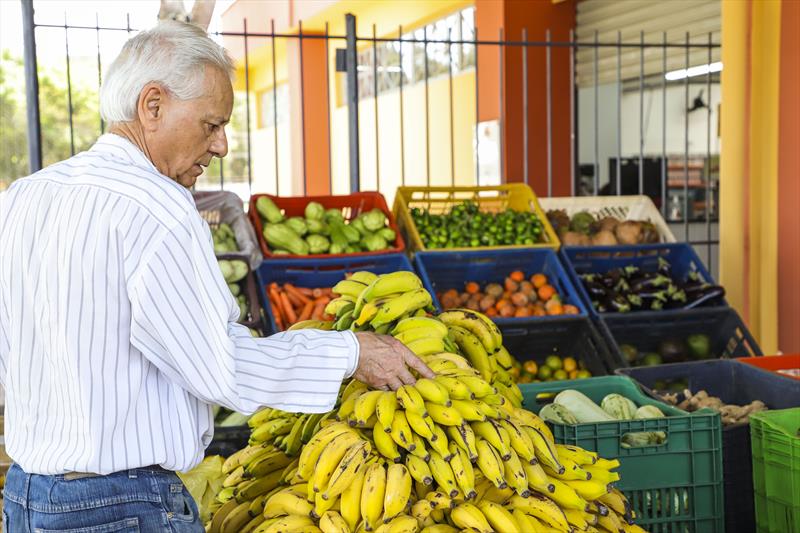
[561,231,586,246]
[591,230,618,246]
[597,216,619,233]
[614,221,643,245]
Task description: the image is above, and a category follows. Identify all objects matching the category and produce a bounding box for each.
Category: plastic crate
[500,316,617,377]
[218,253,264,333]
[739,354,800,381]
[617,360,800,533]
[206,426,250,457]
[392,184,560,254]
[539,195,677,244]
[255,254,414,334]
[520,376,725,533]
[194,190,262,269]
[750,409,800,533]
[248,192,405,259]
[600,307,762,369]
[414,248,588,327]
[561,243,725,318]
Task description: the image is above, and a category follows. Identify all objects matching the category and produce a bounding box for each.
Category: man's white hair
[100,20,234,124]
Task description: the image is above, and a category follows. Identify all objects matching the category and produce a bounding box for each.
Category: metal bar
[448,27,455,187]
[593,30,598,195]
[64,12,75,156]
[95,13,103,134]
[271,19,279,195]
[398,25,406,186]
[546,28,552,196]
[662,32,667,218]
[325,22,332,194]
[299,20,307,195]
[372,24,380,191]
[474,26,480,186]
[243,18,252,191]
[684,31,690,240]
[345,14,360,192]
[569,29,575,195]
[126,13,131,35]
[706,31,713,269]
[522,28,528,187]
[424,25,430,186]
[638,31,644,195]
[21,0,42,173]
[616,31,621,196]
[498,28,505,182]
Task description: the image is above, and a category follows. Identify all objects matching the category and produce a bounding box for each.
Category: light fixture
[665,62,722,81]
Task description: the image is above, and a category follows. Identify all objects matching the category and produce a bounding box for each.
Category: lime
[552,370,568,381]
[575,370,592,379]
[545,355,563,370]
[537,366,552,380]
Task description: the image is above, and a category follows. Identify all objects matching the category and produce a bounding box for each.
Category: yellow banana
[556,444,598,466]
[506,493,570,531]
[311,432,363,493]
[391,316,449,337]
[222,465,246,488]
[513,408,555,445]
[405,409,434,440]
[312,491,337,521]
[446,423,478,461]
[325,298,355,317]
[413,378,451,406]
[564,508,589,530]
[380,514,418,533]
[319,510,351,533]
[450,399,488,422]
[419,525,458,533]
[428,450,459,498]
[332,279,369,299]
[340,465,366,531]
[408,432,432,462]
[220,500,252,533]
[450,502,493,533]
[459,376,496,398]
[504,449,530,498]
[448,325,494,381]
[582,464,621,484]
[354,302,380,327]
[448,442,477,500]
[438,309,500,353]
[223,444,271,474]
[522,459,555,495]
[426,424,451,459]
[471,420,512,460]
[296,422,354,481]
[258,514,315,532]
[494,345,515,370]
[405,454,433,486]
[262,487,315,518]
[475,438,507,489]
[350,271,379,285]
[373,424,403,463]
[375,391,398,432]
[547,477,589,511]
[524,425,565,475]
[353,391,385,426]
[396,385,427,417]
[371,288,432,328]
[477,500,522,533]
[598,488,630,517]
[361,272,423,303]
[390,410,415,451]
[425,490,454,510]
[496,418,536,464]
[383,463,412,521]
[434,376,474,400]
[360,463,387,531]
[234,469,284,503]
[511,507,540,533]
[393,327,446,345]
[544,456,592,481]
[405,337,446,357]
[594,457,620,470]
[245,450,295,479]
[425,402,464,426]
[323,440,371,501]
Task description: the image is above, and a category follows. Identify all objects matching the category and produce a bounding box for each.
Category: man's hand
[352,332,436,391]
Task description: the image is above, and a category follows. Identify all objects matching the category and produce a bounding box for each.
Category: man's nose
[210,128,228,158]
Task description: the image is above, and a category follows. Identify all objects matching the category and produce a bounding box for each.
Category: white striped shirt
[0,134,359,475]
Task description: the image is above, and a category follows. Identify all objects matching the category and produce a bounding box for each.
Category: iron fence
[17,3,721,274]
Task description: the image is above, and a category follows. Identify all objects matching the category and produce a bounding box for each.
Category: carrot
[279,292,297,324]
[297,286,314,297]
[271,302,285,330]
[465,281,480,295]
[509,270,525,283]
[298,300,314,322]
[284,289,303,308]
[311,298,328,320]
[312,288,324,299]
[285,283,311,305]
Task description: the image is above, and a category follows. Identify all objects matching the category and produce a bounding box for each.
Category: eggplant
[605,293,631,313]
[657,257,672,276]
[614,278,631,293]
[631,274,671,292]
[684,286,726,309]
[584,281,609,297]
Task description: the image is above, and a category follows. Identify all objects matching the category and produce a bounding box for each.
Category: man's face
[147,66,233,188]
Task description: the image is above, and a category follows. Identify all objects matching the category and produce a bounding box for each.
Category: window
[355,7,476,101]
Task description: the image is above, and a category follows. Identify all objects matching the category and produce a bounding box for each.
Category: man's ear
[137,83,165,131]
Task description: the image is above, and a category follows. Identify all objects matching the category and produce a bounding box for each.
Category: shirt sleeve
[127,210,359,415]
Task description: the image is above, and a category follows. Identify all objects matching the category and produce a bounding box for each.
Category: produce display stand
[617,359,799,533]
[392,184,560,254]
[520,376,724,532]
[750,409,800,533]
[539,195,677,244]
[739,354,800,381]
[414,248,589,325]
[501,316,617,376]
[560,243,725,319]
[600,307,762,369]
[194,190,262,269]
[248,192,405,259]
[255,254,414,334]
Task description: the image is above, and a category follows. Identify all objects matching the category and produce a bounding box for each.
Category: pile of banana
[204,271,647,533]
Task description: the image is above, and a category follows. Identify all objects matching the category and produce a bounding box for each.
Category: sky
[0,0,234,67]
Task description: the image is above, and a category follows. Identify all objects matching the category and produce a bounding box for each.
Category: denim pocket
[34,516,139,533]
[166,483,196,523]
[3,510,9,533]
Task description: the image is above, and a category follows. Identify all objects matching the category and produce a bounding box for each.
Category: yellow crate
[392,184,560,254]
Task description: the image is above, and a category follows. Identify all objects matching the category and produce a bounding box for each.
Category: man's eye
[207,123,220,133]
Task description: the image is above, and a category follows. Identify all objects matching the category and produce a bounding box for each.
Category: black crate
[206,426,250,457]
[617,359,800,533]
[500,316,617,377]
[599,307,762,369]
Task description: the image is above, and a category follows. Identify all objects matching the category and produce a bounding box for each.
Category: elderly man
[0,20,432,531]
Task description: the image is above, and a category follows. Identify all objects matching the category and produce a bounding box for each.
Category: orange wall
[778,0,800,353]
[474,0,576,195]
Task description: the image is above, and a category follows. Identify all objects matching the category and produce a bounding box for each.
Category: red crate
[739,355,800,381]
[248,192,405,259]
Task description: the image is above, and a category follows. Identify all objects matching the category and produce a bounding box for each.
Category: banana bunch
[203,271,647,532]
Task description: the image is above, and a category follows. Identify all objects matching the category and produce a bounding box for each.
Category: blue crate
[616,360,800,533]
[414,248,588,327]
[256,254,414,333]
[560,243,725,318]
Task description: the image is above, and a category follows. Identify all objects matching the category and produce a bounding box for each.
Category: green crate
[520,376,724,533]
[750,409,800,533]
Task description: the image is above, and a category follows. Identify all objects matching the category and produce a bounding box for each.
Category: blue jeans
[2,463,203,532]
